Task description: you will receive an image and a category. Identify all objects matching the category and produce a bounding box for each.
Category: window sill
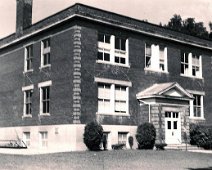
[180,74,203,80]
[39,113,51,116]
[39,65,51,70]
[96,60,130,68]
[96,112,130,116]
[23,69,33,74]
[144,68,169,74]
[22,114,32,118]
[189,117,205,120]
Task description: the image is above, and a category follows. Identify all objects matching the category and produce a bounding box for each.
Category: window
[181,52,189,75]
[97,33,128,66]
[41,38,51,67]
[98,83,111,113]
[97,83,129,114]
[118,132,127,145]
[145,43,167,72]
[23,132,30,147]
[40,132,48,148]
[115,85,127,113]
[181,52,202,78]
[193,95,202,117]
[189,94,204,118]
[41,86,50,114]
[25,45,33,72]
[22,85,34,117]
[38,81,52,115]
[24,90,33,116]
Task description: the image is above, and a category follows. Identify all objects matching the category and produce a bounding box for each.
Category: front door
[165,112,181,144]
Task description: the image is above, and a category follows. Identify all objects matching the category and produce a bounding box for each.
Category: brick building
[0,0,212,151]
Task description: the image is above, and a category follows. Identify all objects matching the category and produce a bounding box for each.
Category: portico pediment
[136,82,193,101]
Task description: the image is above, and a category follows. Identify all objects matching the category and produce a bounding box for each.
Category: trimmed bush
[190,123,212,150]
[128,136,134,149]
[136,122,156,149]
[83,121,103,151]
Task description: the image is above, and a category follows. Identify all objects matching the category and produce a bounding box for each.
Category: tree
[83,121,103,151]
[165,14,210,39]
[167,14,183,31]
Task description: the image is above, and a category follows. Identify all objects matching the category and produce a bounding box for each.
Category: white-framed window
[23,132,30,147]
[145,43,168,72]
[39,131,48,148]
[24,45,33,72]
[38,81,52,115]
[181,52,202,78]
[22,85,34,117]
[97,33,129,66]
[41,38,51,67]
[118,132,128,145]
[189,94,204,119]
[97,82,129,115]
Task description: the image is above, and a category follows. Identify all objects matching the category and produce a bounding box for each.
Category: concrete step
[165,144,203,150]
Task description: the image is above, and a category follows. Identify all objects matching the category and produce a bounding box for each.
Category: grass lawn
[0,150,212,170]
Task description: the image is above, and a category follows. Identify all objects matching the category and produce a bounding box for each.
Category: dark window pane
[120,57,125,64]
[181,64,184,74]
[105,35,110,43]
[115,38,119,49]
[168,121,171,129]
[104,53,110,61]
[98,33,104,42]
[98,52,103,60]
[185,54,188,63]
[115,56,119,63]
[174,121,177,129]
[121,39,126,51]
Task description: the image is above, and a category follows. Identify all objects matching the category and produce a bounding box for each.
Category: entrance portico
[136,82,193,145]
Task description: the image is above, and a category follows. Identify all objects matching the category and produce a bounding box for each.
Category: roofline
[1,3,212,50]
[137,95,193,101]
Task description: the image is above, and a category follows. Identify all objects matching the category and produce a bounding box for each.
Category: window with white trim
[23,89,33,116]
[97,33,128,66]
[23,132,30,147]
[24,45,33,72]
[118,132,128,145]
[181,52,202,78]
[41,86,50,114]
[39,131,48,148]
[145,43,167,72]
[41,38,51,67]
[190,94,204,118]
[98,83,129,114]
[115,37,127,64]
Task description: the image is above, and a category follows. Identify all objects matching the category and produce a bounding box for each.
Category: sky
[0,0,212,39]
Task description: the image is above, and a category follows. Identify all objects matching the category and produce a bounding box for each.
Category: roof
[1,3,212,50]
[136,82,193,100]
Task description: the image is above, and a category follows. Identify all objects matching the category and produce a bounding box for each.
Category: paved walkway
[0,148,212,155]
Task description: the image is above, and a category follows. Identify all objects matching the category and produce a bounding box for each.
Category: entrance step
[165,144,203,151]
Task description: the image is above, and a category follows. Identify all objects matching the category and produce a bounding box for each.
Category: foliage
[155,143,167,150]
[83,121,103,151]
[136,122,156,149]
[112,144,125,150]
[102,134,107,150]
[128,136,134,149]
[164,14,211,39]
[190,123,212,150]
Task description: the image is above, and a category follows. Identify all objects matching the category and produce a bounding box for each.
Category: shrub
[155,143,167,150]
[190,123,212,150]
[83,121,103,151]
[128,136,134,149]
[136,122,156,149]
[102,134,107,150]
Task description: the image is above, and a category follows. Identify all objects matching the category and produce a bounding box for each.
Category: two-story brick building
[0,0,212,151]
